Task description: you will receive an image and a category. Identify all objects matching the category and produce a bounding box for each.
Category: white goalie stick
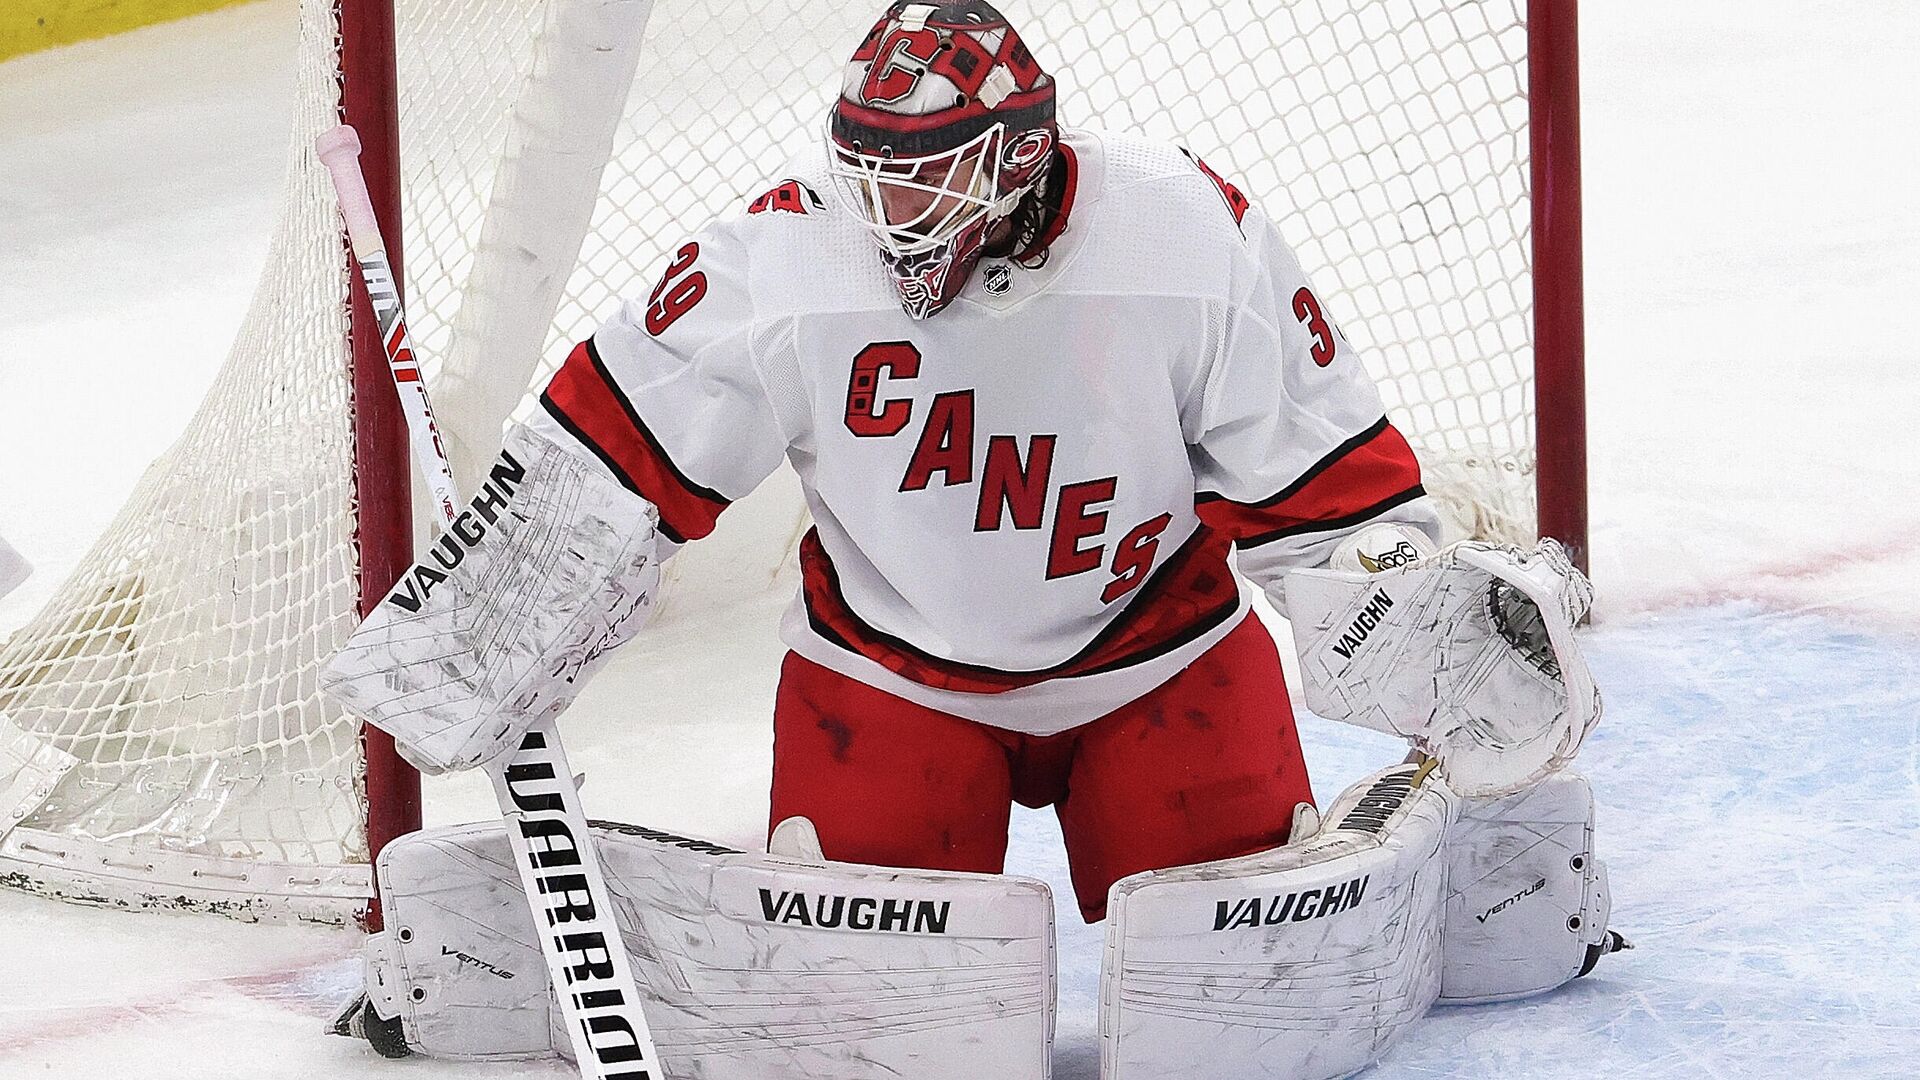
[317,125,663,1080]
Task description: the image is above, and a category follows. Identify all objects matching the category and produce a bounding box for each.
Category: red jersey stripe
[1196,417,1425,547]
[799,524,1241,695]
[539,339,729,545]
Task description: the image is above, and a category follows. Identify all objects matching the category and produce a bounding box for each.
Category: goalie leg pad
[1100,763,1457,1080]
[363,818,1055,1079]
[1439,769,1622,1003]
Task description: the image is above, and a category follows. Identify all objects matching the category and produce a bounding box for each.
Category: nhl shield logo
[983,262,1013,295]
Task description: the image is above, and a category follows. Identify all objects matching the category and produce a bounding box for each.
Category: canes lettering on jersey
[845,344,1174,604]
[974,434,1056,532]
[898,390,976,490]
[846,341,922,437]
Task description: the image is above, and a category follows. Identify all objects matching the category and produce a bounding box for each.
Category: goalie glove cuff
[1328,521,1438,574]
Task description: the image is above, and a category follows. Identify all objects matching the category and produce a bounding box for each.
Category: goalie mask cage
[0,0,1584,923]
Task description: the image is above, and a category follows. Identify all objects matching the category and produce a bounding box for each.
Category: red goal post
[339,0,421,920]
[1529,0,1588,572]
[0,0,1584,924]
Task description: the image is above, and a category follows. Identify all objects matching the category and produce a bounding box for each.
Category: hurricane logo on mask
[1004,129,1053,170]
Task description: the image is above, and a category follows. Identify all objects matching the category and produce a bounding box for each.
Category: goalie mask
[829,1,1057,319]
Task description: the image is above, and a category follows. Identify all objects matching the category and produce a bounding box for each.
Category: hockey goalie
[322,4,1624,1077]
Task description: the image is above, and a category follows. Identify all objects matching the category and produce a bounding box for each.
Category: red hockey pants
[768,613,1313,922]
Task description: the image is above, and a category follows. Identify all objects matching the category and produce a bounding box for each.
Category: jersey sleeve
[524,218,788,553]
[1187,204,1442,593]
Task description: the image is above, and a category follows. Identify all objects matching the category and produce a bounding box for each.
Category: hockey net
[0,0,1570,922]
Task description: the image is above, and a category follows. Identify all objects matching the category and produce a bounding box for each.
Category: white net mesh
[0,0,365,921]
[416,0,1537,544]
[0,0,1541,920]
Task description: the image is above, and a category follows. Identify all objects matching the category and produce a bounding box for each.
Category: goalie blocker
[321,422,665,776]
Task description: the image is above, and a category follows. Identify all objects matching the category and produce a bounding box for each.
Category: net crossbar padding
[0,0,1581,922]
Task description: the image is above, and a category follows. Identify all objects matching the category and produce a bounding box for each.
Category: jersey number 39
[1292,287,1337,367]
[646,242,708,336]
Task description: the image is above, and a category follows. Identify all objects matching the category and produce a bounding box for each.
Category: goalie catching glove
[320,423,663,774]
[1286,537,1601,797]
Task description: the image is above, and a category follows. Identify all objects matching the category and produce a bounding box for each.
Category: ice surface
[2,1,1918,1077]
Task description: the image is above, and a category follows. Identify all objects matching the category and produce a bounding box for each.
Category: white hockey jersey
[527,129,1440,736]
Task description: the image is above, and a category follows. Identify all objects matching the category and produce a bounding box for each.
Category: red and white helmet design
[829,1,1057,319]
